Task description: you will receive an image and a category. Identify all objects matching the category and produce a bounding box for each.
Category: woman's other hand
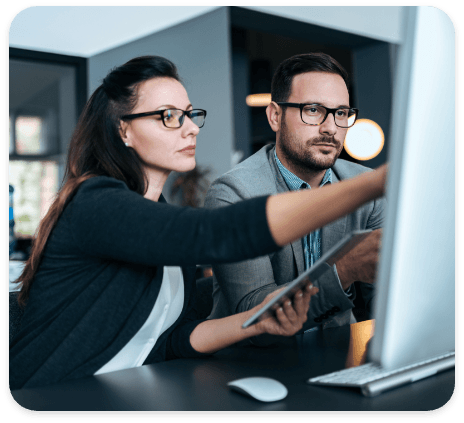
[251,283,319,336]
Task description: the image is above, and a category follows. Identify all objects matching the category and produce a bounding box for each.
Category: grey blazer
[204,144,386,332]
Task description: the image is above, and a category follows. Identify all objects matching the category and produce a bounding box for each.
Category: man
[204,53,385,338]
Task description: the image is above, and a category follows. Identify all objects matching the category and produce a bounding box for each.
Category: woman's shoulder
[80,175,129,191]
[69,176,133,211]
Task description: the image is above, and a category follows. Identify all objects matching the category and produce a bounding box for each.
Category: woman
[10,56,386,390]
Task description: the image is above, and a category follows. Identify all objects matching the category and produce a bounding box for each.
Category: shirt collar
[274,148,332,190]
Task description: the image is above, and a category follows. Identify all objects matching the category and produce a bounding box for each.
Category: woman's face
[120,77,200,177]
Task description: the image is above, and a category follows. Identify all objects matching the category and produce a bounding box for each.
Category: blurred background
[9,6,403,260]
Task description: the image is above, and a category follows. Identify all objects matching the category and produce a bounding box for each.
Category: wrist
[241,308,266,337]
[335,261,352,290]
[340,279,353,291]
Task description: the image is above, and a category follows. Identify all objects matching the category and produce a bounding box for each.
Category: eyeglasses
[276,103,358,128]
[121,108,207,129]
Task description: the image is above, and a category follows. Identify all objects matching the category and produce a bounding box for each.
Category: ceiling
[9,6,407,58]
[9,6,220,57]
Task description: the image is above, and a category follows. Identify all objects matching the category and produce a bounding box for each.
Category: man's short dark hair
[271,53,349,103]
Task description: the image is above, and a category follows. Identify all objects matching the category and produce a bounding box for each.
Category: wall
[58,67,77,182]
[352,42,392,168]
[231,28,252,160]
[87,7,233,198]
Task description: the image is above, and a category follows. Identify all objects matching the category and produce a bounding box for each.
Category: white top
[9,260,25,292]
[95,266,184,375]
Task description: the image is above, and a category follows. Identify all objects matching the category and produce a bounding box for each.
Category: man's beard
[279,118,343,172]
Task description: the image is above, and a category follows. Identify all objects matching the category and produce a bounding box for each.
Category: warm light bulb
[246,93,271,107]
[344,119,384,161]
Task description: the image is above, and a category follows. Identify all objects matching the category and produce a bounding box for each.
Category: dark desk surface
[11,321,454,411]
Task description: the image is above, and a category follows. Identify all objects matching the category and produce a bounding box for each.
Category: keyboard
[307,351,455,397]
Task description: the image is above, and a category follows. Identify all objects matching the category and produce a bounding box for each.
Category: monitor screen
[370,6,455,369]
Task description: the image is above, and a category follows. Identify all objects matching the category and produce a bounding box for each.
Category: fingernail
[286,300,292,306]
[297,292,303,298]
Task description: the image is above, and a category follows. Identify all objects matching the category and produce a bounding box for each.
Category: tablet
[242,229,373,329]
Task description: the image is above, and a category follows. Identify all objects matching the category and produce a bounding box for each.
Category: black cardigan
[9,176,279,390]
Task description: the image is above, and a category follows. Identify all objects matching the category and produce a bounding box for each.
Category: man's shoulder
[332,159,373,181]
[226,144,273,176]
[208,145,276,194]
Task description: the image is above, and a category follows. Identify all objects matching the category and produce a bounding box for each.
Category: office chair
[9,291,24,344]
[352,281,374,322]
[195,276,214,320]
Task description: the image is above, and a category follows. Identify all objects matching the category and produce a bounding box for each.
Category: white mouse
[227,377,288,402]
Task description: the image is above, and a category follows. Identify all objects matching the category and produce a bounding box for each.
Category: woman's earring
[125,142,129,147]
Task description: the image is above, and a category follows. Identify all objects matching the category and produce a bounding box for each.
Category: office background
[8,5,405,246]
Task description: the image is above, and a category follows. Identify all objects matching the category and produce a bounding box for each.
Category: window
[9,112,59,236]
[15,115,46,155]
[9,107,60,236]
[9,51,84,239]
[9,161,59,237]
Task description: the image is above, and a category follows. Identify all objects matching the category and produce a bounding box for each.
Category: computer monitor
[369,6,455,369]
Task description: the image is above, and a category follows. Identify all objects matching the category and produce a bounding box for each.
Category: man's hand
[336,229,382,290]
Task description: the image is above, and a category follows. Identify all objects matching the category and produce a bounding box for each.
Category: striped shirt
[274,150,352,301]
[274,150,332,269]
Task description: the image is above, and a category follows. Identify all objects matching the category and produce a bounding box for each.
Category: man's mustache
[307,136,341,148]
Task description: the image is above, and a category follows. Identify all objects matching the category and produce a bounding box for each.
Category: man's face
[278,72,350,172]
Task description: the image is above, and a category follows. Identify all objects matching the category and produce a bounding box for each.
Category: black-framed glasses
[276,102,358,128]
[121,108,207,129]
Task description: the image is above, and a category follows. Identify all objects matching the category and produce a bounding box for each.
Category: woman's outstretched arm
[267,164,387,246]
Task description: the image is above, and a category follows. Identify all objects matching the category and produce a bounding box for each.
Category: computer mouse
[227,377,288,402]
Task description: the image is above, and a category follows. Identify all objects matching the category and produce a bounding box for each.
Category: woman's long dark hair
[16,56,181,306]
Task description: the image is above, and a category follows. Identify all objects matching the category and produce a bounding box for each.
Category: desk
[11,321,454,411]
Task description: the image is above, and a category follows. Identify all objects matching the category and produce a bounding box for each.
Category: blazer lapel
[322,217,348,253]
[291,239,305,275]
[321,172,348,253]
[268,146,305,275]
